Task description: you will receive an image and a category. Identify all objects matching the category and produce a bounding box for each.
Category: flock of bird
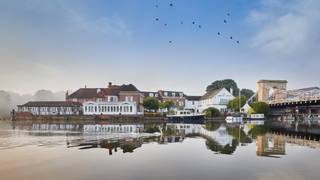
[153,2,240,45]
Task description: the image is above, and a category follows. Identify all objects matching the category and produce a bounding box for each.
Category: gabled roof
[67,84,140,99]
[67,88,102,99]
[119,84,139,91]
[19,101,81,107]
[201,88,224,100]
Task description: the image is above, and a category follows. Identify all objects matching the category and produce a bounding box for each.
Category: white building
[185,96,202,113]
[17,101,82,115]
[83,101,138,115]
[198,88,234,112]
[184,88,234,113]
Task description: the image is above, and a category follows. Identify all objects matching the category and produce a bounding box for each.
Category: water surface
[0,121,319,180]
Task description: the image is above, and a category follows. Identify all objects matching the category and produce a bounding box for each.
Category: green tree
[240,89,254,99]
[143,97,160,111]
[204,107,221,119]
[228,96,248,111]
[251,102,269,114]
[206,79,239,96]
[160,101,175,111]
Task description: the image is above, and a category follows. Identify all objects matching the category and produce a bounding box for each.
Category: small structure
[17,101,82,115]
[199,88,234,112]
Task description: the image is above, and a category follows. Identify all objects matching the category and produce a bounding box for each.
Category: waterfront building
[17,101,82,115]
[199,88,234,112]
[185,88,234,112]
[184,96,202,112]
[143,90,185,107]
[67,82,144,115]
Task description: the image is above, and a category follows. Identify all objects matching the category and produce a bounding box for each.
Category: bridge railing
[268,91,320,104]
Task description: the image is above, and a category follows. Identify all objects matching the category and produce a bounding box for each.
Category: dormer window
[164,92,168,96]
[155,94,158,97]
[172,93,176,97]
[149,93,154,97]
[179,93,183,97]
[108,96,118,102]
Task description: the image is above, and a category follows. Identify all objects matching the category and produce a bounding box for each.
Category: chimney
[108,82,112,88]
[85,85,87,88]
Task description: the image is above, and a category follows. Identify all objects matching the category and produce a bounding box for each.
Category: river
[0,120,319,180]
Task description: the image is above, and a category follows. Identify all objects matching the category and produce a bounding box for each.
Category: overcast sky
[0,0,319,95]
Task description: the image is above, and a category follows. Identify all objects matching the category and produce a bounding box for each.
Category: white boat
[167,110,204,118]
[225,116,243,124]
[250,114,265,119]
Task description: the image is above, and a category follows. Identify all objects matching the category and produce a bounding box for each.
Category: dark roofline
[18,101,82,107]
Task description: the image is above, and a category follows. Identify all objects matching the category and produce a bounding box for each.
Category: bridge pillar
[258,80,288,103]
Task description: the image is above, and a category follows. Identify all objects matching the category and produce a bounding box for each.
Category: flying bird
[217,32,221,35]
[224,20,227,23]
[192,21,195,25]
[164,23,167,26]
[227,13,230,16]
[169,41,172,43]
[230,36,233,39]
[198,25,202,28]
[169,3,173,7]
[155,18,159,21]
[155,5,159,8]
[180,21,183,25]
[236,41,240,44]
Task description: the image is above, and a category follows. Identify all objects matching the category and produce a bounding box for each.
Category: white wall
[83,101,138,115]
[199,88,235,112]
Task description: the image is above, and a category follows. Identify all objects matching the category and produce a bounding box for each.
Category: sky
[0,0,319,95]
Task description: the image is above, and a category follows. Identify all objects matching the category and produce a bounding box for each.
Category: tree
[143,97,159,111]
[251,102,269,114]
[33,90,55,101]
[240,89,254,99]
[204,107,221,119]
[228,96,248,111]
[206,79,239,96]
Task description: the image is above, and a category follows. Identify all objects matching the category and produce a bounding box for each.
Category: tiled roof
[67,84,140,99]
[119,84,139,91]
[67,88,102,99]
[185,96,202,101]
[201,88,223,100]
[19,101,82,107]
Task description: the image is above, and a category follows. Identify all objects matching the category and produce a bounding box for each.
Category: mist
[0,90,67,119]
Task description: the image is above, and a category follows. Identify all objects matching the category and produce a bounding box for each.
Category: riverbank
[12,114,167,125]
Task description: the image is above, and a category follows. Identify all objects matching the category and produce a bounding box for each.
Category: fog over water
[0,90,67,118]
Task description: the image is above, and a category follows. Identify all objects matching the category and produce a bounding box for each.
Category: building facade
[67,82,144,115]
[185,88,234,113]
[17,101,82,115]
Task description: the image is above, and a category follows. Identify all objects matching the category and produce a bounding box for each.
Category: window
[172,92,176,97]
[149,93,154,97]
[164,92,168,96]
[130,106,132,112]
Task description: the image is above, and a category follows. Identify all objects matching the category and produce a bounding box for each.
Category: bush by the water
[204,107,221,119]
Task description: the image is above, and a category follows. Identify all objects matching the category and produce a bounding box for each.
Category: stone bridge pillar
[258,80,288,103]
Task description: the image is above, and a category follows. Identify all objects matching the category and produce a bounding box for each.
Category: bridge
[255,80,320,119]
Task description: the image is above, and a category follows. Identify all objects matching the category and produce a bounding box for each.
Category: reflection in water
[1,121,320,180]
[67,137,146,155]
[256,134,286,158]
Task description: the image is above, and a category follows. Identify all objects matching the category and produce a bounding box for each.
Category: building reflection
[67,137,146,155]
[256,133,286,157]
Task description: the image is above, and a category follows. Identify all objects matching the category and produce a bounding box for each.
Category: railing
[268,90,320,104]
